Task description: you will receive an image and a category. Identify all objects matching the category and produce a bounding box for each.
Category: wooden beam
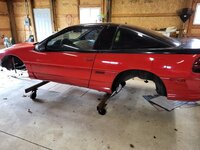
[112,13,178,18]
[77,0,80,23]
[6,0,18,43]
[106,0,111,22]
[28,0,37,42]
[49,0,57,31]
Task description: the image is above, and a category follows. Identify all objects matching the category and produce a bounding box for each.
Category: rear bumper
[162,74,200,101]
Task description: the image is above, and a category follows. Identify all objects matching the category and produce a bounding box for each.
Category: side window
[80,29,101,41]
[95,26,117,50]
[112,28,166,50]
[47,26,103,51]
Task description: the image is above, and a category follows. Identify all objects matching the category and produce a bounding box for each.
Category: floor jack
[25,81,125,115]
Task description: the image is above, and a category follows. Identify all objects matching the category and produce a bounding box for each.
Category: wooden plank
[112,13,178,18]
[80,0,101,5]
[6,0,18,43]
[0,1,8,13]
[56,14,79,18]
[0,13,8,16]
[33,0,50,8]
[0,16,10,27]
[79,4,101,7]
[0,28,10,31]
[77,0,80,23]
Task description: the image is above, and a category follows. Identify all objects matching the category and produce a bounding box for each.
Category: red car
[0,23,200,113]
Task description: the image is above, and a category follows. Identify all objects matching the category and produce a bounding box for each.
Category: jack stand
[25,81,49,100]
[97,93,111,115]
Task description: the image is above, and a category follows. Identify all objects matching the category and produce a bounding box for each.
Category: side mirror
[34,43,45,52]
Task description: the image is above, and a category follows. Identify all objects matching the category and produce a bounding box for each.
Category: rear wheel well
[1,55,26,70]
[112,70,167,96]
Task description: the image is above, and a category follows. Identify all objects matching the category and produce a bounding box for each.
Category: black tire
[1,56,26,70]
[155,78,167,96]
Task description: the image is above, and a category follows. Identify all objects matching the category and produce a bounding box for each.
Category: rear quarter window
[112,28,168,50]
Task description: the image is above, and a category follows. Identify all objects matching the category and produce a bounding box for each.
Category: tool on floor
[25,81,126,115]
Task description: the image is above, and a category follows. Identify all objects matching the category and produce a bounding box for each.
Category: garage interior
[0,0,200,150]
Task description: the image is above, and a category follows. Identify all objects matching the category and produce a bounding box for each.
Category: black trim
[98,48,200,54]
[34,23,199,54]
[41,48,200,54]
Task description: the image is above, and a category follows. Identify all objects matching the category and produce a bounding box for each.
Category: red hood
[11,42,35,49]
[0,42,35,60]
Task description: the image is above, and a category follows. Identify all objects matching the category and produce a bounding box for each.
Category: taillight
[193,57,200,73]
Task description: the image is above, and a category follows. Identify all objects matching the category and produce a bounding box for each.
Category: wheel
[30,91,37,100]
[97,106,107,115]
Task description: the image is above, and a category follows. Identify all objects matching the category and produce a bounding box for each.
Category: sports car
[1,23,200,102]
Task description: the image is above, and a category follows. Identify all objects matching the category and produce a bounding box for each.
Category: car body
[0,23,200,101]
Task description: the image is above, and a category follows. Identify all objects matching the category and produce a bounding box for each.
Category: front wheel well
[111,70,167,96]
[1,55,26,70]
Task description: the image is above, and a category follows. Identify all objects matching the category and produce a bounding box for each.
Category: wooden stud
[77,0,80,23]
[106,0,111,22]
[6,0,18,43]
[27,0,37,42]
[49,0,57,32]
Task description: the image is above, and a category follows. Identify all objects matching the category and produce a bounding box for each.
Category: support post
[49,0,57,32]
[6,0,18,43]
[27,0,37,42]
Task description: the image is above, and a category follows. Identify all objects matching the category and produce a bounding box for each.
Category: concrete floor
[0,68,200,150]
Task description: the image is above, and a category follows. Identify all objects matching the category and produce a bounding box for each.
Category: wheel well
[111,70,167,96]
[1,55,26,70]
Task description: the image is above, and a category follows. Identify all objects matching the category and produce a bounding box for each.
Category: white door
[80,7,101,24]
[33,9,53,42]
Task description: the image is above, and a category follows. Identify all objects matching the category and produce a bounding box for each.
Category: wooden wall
[112,0,189,30]
[54,0,79,30]
[0,0,11,48]
[13,0,30,42]
[0,0,195,45]
[10,0,102,43]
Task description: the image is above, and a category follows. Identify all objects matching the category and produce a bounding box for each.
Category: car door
[31,25,103,88]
